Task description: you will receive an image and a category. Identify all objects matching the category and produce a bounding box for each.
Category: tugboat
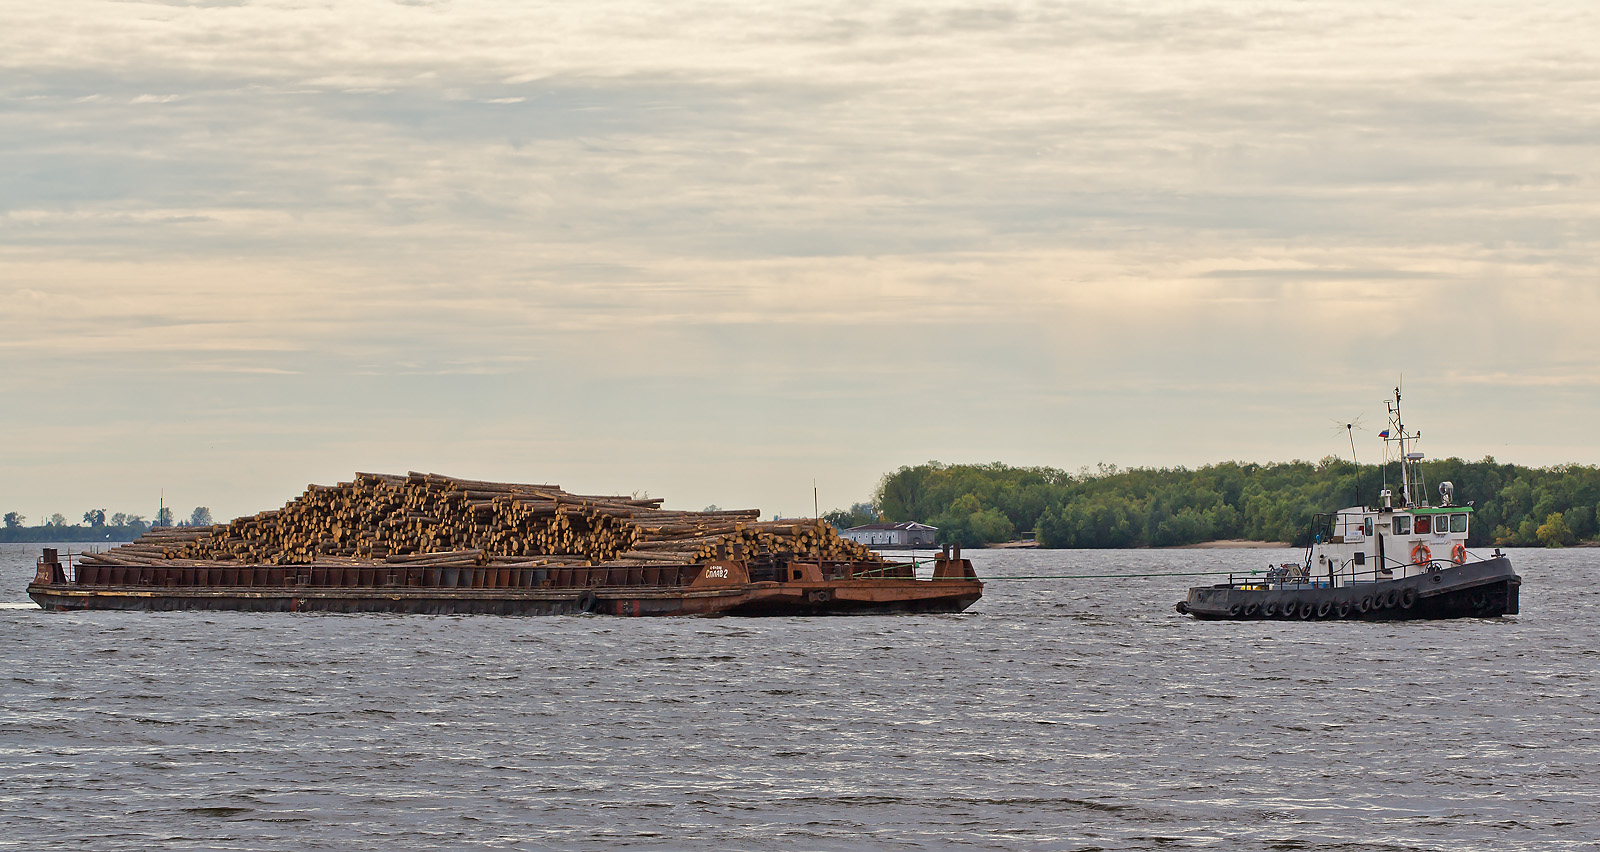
[1176,389,1521,621]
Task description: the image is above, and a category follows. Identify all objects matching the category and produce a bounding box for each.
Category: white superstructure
[1302,502,1472,587]
[1293,387,1475,588]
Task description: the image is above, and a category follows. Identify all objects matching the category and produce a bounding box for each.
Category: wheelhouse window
[1393,516,1412,535]
[1416,515,1431,535]
[1451,513,1469,533]
[1364,518,1373,537]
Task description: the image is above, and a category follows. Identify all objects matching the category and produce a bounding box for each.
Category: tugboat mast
[1385,387,1426,508]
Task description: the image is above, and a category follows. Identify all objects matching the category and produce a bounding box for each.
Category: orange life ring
[1410,542,1432,565]
[1451,542,1467,564]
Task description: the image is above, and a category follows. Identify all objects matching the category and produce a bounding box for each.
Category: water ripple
[1,543,1596,850]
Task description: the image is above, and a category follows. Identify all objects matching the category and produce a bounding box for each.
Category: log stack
[78,472,883,571]
[617,518,881,564]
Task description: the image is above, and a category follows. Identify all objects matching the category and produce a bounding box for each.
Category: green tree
[969,508,1016,543]
[189,507,214,527]
[1536,512,1575,547]
[924,492,1016,546]
[3,511,23,529]
[155,506,174,527]
[83,509,107,527]
[933,506,1015,546]
[1035,505,1074,547]
[49,513,67,527]
[868,458,1600,549]
[823,502,878,530]
[1562,505,1595,540]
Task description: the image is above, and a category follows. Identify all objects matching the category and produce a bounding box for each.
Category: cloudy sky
[2,0,1596,523]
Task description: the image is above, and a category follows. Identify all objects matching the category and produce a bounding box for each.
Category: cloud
[1200,268,1446,280]
[2,0,1598,517]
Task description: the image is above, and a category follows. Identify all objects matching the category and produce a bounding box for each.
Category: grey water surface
[1,542,1595,851]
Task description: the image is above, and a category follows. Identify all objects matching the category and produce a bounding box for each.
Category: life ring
[1451,543,1467,565]
[1399,588,1417,609]
[577,589,600,613]
[1410,542,1432,565]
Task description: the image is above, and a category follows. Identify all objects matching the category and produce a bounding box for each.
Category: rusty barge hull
[26,548,983,617]
[26,580,981,617]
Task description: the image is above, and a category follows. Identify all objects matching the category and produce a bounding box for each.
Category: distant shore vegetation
[834,459,1600,549]
[12,459,1599,552]
[1,507,214,544]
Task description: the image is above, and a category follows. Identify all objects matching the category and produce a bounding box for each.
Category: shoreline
[1167,539,1290,549]
[981,538,1289,550]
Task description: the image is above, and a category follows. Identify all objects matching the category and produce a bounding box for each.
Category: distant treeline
[869,459,1600,548]
[0,525,147,544]
[2,506,214,544]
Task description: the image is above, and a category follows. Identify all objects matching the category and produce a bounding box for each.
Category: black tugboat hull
[1176,557,1519,621]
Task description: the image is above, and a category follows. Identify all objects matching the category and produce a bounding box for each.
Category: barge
[28,546,982,616]
[25,471,983,616]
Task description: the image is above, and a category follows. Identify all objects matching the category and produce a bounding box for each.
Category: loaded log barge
[27,472,981,616]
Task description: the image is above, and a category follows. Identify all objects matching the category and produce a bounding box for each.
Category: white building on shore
[839,521,938,548]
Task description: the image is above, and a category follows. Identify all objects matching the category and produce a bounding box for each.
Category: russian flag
[1379,429,1391,438]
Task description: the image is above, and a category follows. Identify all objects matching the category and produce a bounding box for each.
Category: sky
[2,0,1597,524]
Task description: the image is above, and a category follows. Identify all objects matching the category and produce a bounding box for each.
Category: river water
[1,542,1595,851]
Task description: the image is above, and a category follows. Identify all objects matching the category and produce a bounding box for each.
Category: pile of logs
[620,517,880,564]
[78,472,883,571]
